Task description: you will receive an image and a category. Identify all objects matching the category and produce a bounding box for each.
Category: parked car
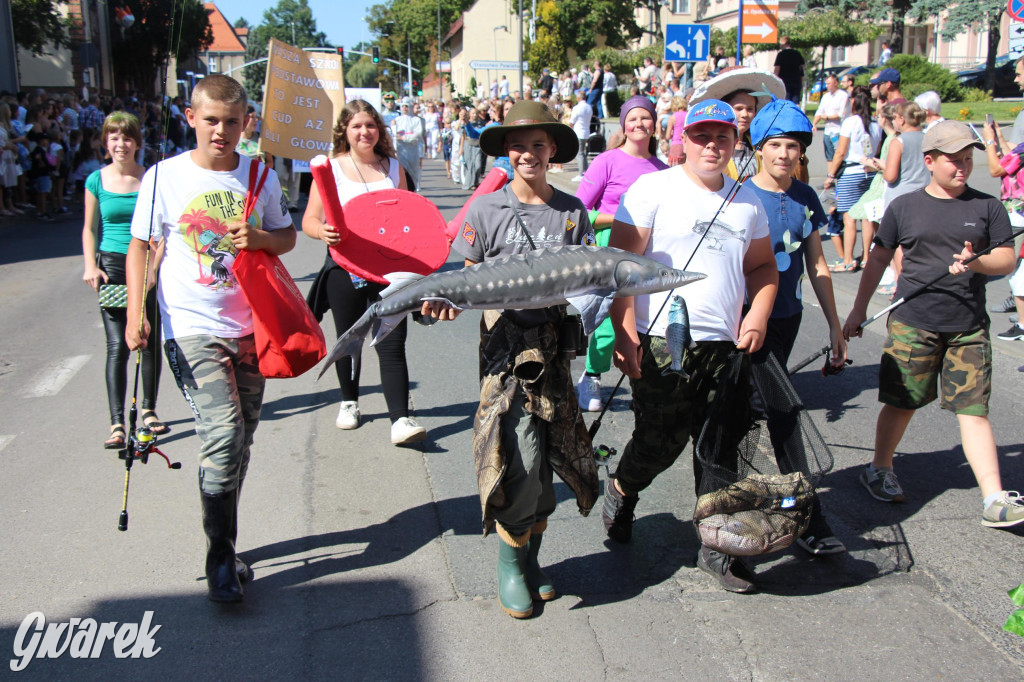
[956,54,1018,98]
[808,65,871,101]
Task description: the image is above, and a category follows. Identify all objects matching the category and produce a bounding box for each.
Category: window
[672,0,690,13]
[208,55,219,73]
[830,46,847,64]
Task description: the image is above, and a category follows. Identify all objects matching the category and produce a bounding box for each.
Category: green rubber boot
[496,525,533,619]
[525,519,556,601]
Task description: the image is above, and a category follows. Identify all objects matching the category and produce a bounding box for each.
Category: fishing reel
[120,426,181,469]
[594,443,617,466]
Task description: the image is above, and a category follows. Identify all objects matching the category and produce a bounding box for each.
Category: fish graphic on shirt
[692,217,745,250]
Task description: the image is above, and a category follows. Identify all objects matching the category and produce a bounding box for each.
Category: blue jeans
[587,90,602,119]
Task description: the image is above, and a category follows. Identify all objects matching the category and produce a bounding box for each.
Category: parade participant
[125,75,296,602]
[381,93,399,128]
[603,99,777,593]
[236,105,273,168]
[663,96,688,166]
[423,100,599,619]
[841,121,1024,528]
[391,97,424,190]
[302,100,426,445]
[82,112,166,449]
[747,99,848,555]
[812,74,849,162]
[773,36,804,103]
[575,96,667,412]
[570,88,593,181]
[461,107,487,190]
[823,91,883,272]
[689,68,786,183]
[424,102,441,159]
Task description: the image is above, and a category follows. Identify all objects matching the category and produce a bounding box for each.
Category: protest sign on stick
[260,37,346,161]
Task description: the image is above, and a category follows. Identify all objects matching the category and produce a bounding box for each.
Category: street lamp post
[518,0,524,96]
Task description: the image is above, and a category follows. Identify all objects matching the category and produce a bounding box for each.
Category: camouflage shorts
[879,319,991,416]
[165,334,266,494]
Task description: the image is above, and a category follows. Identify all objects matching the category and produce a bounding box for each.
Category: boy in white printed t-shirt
[604,99,778,594]
[125,74,296,604]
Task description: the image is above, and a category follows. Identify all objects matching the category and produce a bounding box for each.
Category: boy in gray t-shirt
[423,101,598,620]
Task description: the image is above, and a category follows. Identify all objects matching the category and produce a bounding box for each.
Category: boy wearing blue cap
[747,99,848,555]
[604,99,778,593]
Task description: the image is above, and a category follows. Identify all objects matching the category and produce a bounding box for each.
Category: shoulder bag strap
[502,184,538,251]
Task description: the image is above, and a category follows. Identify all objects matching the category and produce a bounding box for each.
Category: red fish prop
[445,167,510,242]
[310,155,449,284]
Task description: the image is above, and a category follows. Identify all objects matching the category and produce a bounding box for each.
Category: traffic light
[336,47,344,59]
[372,47,380,64]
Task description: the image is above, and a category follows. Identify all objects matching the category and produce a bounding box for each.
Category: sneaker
[696,546,757,593]
[982,491,1024,528]
[36,213,53,222]
[997,324,1024,341]
[859,466,905,503]
[601,476,638,543]
[576,373,603,412]
[391,417,427,445]
[570,175,582,182]
[335,401,360,430]
[990,295,1016,313]
[796,535,847,555]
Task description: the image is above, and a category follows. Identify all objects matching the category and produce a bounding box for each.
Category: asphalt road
[1,148,1023,679]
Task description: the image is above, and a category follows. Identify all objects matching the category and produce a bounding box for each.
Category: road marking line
[0,435,13,453]
[22,354,91,397]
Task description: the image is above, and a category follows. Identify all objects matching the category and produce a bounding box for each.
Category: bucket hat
[479,100,579,163]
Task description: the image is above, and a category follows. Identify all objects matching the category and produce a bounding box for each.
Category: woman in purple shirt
[574,96,668,411]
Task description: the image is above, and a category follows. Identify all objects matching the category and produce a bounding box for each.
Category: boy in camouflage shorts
[126,75,296,602]
[844,120,1024,528]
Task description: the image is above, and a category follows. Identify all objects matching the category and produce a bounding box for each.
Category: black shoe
[201,490,243,603]
[601,475,638,543]
[990,295,1016,313]
[997,323,1024,341]
[696,546,757,593]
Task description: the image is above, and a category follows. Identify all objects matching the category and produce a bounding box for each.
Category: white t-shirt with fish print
[615,165,769,342]
[130,151,293,340]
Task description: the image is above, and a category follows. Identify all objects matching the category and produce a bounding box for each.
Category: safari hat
[689,67,786,110]
[479,100,579,163]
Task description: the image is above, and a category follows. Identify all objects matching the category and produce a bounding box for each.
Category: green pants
[584,226,616,375]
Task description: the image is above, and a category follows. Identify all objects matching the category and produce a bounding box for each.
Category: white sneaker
[570,175,583,182]
[577,373,603,412]
[391,417,427,445]
[335,401,360,430]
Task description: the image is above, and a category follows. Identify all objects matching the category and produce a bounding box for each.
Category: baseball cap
[750,98,813,148]
[683,99,737,131]
[869,68,901,85]
[921,120,984,154]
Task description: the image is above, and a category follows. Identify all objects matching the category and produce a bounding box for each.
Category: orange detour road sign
[742,0,779,45]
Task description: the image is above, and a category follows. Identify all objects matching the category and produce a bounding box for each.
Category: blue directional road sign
[664,24,711,63]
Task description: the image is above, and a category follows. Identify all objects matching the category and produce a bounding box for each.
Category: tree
[346,57,379,88]
[911,0,1006,93]
[782,8,882,93]
[244,0,330,102]
[234,17,250,29]
[554,0,644,59]
[108,0,212,97]
[10,0,70,56]
[796,1,910,53]
[526,0,567,78]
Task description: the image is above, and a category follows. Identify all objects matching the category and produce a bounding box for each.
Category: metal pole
[407,36,413,98]
[518,0,524,96]
[736,0,743,65]
[437,0,442,100]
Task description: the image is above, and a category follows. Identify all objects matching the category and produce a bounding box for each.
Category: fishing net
[693,352,834,557]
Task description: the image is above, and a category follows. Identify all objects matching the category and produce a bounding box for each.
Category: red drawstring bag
[233,160,326,378]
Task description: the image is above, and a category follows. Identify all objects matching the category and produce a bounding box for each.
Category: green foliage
[109,0,213,97]
[586,44,661,81]
[244,0,330,102]
[781,9,882,50]
[910,0,1004,39]
[885,54,962,102]
[345,58,379,88]
[554,0,643,57]
[899,82,938,101]
[960,87,993,103]
[367,0,472,92]
[469,76,477,96]
[527,0,567,78]
[11,0,70,55]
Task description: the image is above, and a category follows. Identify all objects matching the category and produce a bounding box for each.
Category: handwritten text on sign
[260,38,346,161]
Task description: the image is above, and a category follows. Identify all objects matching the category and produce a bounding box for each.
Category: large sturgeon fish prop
[318,245,706,378]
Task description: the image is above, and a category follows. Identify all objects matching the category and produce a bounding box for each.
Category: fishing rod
[786,227,1024,377]
[118,1,186,530]
[589,94,788,452]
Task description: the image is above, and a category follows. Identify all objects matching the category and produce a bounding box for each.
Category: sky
[210,0,376,51]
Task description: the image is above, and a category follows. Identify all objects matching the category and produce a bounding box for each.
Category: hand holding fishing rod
[842,229,1023,341]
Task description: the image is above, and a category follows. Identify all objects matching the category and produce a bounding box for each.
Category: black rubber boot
[202,490,244,603]
[231,484,253,584]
